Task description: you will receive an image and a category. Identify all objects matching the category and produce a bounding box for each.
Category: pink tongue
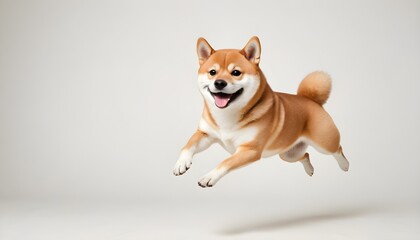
[214,95,230,108]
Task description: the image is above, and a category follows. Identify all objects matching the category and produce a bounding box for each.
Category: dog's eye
[231,70,242,76]
[209,70,217,76]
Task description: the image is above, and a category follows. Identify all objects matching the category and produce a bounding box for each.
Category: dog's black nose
[214,80,227,90]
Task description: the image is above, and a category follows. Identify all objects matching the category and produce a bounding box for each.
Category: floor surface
[1,199,419,240]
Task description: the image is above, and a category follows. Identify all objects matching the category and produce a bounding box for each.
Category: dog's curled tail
[297,71,332,105]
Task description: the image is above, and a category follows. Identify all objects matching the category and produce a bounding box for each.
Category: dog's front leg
[198,143,262,188]
[173,130,214,176]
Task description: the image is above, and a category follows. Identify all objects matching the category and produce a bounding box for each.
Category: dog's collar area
[209,88,244,108]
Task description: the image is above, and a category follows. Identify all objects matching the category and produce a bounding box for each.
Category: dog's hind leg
[299,153,314,176]
[333,146,349,172]
[304,110,349,172]
[307,139,350,172]
[279,142,314,176]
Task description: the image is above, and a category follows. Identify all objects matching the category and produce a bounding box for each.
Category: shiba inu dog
[173,36,349,188]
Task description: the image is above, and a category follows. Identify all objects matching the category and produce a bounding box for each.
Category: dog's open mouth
[209,88,244,108]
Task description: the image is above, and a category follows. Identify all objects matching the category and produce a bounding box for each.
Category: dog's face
[196,37,262,110]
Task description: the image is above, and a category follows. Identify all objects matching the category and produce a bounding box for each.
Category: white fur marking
[198,167,228,187]
[300,156,314,176]
[173,150,193,175]
[198,73,260,129]
[227,63,235,72]
[200,118,258,154]
[209,64,220,72]
[333,151,349,171]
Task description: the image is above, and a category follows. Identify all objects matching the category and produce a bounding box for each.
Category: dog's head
[196,37,262,110]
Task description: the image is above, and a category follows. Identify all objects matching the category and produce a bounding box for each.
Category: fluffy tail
[297,71,332,105]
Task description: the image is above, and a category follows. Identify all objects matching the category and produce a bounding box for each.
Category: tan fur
[181,130,208,151]
[174,36,349,187]
[297,71,332,105]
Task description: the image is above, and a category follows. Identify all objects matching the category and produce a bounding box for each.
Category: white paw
[301,160,314,177]
[173,153,192,176]
[198,168,227,188]
[340,162,349,172]
[304,164,314,176]
[335,154,349,172]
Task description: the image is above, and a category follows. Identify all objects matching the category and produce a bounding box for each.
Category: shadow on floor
[217,205,378,235]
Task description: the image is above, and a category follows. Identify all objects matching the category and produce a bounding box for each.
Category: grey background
[0,0,419,239]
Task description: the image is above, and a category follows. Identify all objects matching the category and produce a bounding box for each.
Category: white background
[1,0,419,239]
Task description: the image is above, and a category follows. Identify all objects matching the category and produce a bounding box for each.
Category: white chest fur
[199,119,257,154]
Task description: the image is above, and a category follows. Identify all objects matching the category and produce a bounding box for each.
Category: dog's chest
[199,119,257,154]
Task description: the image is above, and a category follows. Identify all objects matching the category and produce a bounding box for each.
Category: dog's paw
[198,168,227,188]
[173,154,192,176]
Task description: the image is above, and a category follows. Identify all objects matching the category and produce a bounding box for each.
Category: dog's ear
[241,36,261,65]
[197,37,214,65]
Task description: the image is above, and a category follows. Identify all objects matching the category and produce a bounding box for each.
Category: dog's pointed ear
[241,36,261,65]
[197,37,214,65]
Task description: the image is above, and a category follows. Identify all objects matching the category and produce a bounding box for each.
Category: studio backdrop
[0,0,419,206]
